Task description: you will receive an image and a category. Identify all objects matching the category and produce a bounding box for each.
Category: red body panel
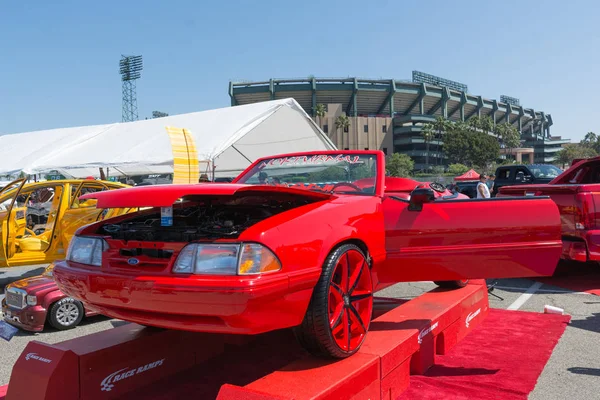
[2,275,96,332]
[498,156,600,262]
[53,150,562,334]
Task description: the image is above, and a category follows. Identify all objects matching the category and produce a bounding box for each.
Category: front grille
[120,248,174,259]
[5,288,26,309]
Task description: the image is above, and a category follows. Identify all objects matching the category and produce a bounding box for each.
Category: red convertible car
[53,151,562,358]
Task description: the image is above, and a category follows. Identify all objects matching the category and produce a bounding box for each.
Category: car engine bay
[99,194,315,242]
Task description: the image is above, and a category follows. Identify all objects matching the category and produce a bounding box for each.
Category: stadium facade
[229,75,569,169]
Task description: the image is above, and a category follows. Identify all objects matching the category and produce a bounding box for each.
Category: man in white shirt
[477,174,491,199]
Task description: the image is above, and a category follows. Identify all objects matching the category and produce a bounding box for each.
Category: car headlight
[67,236,107,267]
[172,243,281,275]
[26,295,37,306]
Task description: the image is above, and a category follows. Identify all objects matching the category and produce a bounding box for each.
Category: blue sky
[1,0,598,142]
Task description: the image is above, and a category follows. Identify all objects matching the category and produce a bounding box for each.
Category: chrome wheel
[56,302,80,326]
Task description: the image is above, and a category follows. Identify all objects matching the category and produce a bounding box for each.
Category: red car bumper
[52,261,319,335]
[562,230,600,263]
[1,299,47,332]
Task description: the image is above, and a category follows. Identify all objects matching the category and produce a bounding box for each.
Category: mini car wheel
[48,298,84,330]
[434,279,470,289]
[294,244,373,359]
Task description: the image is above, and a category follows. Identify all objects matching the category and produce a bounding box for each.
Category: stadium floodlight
[412,70,468,93]
[120,55,143,122]
[500,95,520,107]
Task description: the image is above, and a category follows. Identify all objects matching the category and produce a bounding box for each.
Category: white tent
[0,98,336,179]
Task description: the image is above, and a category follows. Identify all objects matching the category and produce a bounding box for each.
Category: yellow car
[0,179,132,267]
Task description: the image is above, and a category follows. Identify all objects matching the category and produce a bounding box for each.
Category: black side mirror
[408,188,435,211]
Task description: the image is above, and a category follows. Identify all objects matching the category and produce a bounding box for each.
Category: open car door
[379,189,562,283]
[0,179,27,267]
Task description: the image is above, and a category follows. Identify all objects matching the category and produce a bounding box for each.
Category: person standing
[486,174,496,194]
[477,174,490,199]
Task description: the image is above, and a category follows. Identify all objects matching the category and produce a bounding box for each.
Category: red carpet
[398,308,570,400]
[536,261,600,295]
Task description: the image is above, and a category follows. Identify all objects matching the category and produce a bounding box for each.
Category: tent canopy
[0,98,335,179]
[454,169,480,181]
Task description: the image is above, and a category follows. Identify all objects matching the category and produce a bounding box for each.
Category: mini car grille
[6,288,26,309]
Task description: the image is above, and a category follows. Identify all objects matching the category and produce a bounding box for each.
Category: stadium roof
[230,78,552,138]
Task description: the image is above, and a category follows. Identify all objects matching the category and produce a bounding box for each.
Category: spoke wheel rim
[56,303,79,326]
[328,249,373,352]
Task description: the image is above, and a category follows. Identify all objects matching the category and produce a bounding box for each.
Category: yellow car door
[0,179,27,266]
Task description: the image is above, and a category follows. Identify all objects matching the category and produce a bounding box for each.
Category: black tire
[293,244,373,359]
[48,297,84,330]
[434,279,470,289]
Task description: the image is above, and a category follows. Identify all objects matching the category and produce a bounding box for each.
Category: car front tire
[48,298,84,330]
[294,244,374,359]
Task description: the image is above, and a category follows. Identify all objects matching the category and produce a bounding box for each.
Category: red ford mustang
[53,151,562,358]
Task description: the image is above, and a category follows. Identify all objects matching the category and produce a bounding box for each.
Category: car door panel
[380,196,562,283]
[0,179,27,265]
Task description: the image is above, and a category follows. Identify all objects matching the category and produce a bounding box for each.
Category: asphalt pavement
[0,266,599,399]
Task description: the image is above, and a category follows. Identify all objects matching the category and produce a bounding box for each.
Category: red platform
[1,281,489,400]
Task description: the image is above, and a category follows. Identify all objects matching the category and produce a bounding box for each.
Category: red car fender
[41,289,69,312]
[243,197,385,292]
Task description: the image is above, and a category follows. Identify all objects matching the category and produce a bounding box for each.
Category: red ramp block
[359,283,489,400]
[6,341,79,400]
[6,324,228,400]
[217,353,380,400]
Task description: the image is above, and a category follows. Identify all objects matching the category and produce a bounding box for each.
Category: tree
[386,153,414,177]
[315,104,326,127]
[469,130,500,168]
[581,132,600,153]
[495,122,520,159]
[554,144,597,168]
[468,115,493,134]
[421,123,436,170]
[443,123,500,168]
[335,115,350,148]
[448,163,469,175]
[432,116,451,165]
[442,127,471,165]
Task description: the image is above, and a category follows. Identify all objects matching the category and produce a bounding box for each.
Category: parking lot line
[494,285,591,296]
[507,282,543,310]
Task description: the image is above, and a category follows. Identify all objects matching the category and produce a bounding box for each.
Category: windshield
[529,165,563,179]
[236,153,379,195]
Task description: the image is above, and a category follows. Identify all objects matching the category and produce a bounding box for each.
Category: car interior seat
[18,188,62,252]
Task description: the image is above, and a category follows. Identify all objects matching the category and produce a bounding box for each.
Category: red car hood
[81,184,334,208]
[8,275,56,295]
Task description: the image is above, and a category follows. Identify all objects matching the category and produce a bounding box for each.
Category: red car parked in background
[2,263,98,331]
[54,150,562,358]
[498,155,600,263]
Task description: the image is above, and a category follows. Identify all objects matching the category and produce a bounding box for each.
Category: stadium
[229,72,569,169]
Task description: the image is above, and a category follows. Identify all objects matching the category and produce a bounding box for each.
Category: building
[229,75,569,169]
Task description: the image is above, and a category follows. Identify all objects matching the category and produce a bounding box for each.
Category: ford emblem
[127,258,140,266]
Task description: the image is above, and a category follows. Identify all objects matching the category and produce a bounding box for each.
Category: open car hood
[80,184,334,208]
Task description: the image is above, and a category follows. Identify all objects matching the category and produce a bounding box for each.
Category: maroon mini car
[2,263,98,331]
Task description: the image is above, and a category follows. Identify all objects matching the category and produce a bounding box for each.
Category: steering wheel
[330,182,362,193]
[24,228,42,238]
[429,182,446,193]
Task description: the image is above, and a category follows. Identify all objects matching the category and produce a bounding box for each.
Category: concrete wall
[313,104,393,155]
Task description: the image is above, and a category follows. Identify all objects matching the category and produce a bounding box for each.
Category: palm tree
[335,115,350,149]
[480,116,494,134]
[421,123,436,171]
[315,104,326,128]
